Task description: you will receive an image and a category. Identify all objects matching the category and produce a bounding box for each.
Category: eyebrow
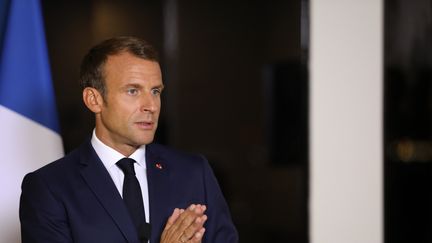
[123,83,165,90]
[154,84,165,90]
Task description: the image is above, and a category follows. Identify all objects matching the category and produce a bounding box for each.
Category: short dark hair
[79,36,159,98]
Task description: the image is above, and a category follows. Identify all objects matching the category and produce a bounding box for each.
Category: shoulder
[25,140,91,181]
[21,140,98,198]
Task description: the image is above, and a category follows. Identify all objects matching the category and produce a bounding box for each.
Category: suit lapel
[79,142,138,243]
[146,144,171,242]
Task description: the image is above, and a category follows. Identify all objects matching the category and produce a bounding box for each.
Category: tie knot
[116,158,136,175]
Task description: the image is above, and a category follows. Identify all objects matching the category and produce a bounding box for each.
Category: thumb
[164,208,182,231]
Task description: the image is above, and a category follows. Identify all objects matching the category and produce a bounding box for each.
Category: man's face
[94,52,163,155]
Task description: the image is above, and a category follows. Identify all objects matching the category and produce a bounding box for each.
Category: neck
[94,129,138,157]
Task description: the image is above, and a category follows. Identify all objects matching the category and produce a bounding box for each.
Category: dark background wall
[42,1,308,242]
[385,0,432,242]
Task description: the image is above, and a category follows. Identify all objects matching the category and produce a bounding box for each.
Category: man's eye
[151,89,161,95]
[127,88,139,95]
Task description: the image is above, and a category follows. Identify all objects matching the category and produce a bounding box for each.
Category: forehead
[103,52,162,83]
[105,52,160,71]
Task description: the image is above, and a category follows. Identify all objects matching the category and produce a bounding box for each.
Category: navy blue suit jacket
[20,140,238,243]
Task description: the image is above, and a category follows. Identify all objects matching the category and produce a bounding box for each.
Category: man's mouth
[135,121,154,129]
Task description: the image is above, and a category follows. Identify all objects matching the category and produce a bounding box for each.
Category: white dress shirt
[91,130,150,223]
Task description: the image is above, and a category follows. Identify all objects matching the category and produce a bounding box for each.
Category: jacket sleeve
[200,156,239,243]
[19,172,73,243]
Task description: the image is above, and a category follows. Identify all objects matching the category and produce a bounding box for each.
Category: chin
[136,137,155,145]
[130,131,156,145]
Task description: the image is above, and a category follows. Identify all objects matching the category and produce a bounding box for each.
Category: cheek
[106,103,133,124]
[127,104,145,121]
[156,99,162,109]
[117,99,138,113]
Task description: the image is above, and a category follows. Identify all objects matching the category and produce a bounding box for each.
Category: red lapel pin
[155,163,163,170]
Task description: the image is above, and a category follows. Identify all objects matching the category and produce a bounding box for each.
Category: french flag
[0,0,63,242]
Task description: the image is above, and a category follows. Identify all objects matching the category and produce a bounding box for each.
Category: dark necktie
[116,158,151,242]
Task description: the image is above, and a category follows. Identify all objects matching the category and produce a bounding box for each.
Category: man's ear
[82,87,104,113]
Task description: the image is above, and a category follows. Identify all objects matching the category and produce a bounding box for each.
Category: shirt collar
[91,129,147,169]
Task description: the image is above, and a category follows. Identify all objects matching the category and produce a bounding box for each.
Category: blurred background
[385,0,432,242]
[42,0,307,242]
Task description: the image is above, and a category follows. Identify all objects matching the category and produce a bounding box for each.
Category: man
[19,36,238,243]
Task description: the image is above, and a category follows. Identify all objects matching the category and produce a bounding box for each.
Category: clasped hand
[160,204,207,243]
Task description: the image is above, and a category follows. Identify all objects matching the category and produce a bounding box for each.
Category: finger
[198,204,207,213]
[163,208,181,231]
[189,228,206,243]
[168,204,203,241]
[161,209,180,242]
[177,204,204,232]
[164,204,199,239]
[162,204,206,242]
[181,214,207,241]
[175,204,201,227]
[191,204,207,217]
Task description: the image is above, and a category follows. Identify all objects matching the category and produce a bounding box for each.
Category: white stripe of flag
[0,0,64,242]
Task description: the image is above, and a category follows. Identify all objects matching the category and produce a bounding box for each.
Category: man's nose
[140,94,157,113]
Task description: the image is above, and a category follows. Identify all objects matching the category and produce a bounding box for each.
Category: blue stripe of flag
[0,0,60,133]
